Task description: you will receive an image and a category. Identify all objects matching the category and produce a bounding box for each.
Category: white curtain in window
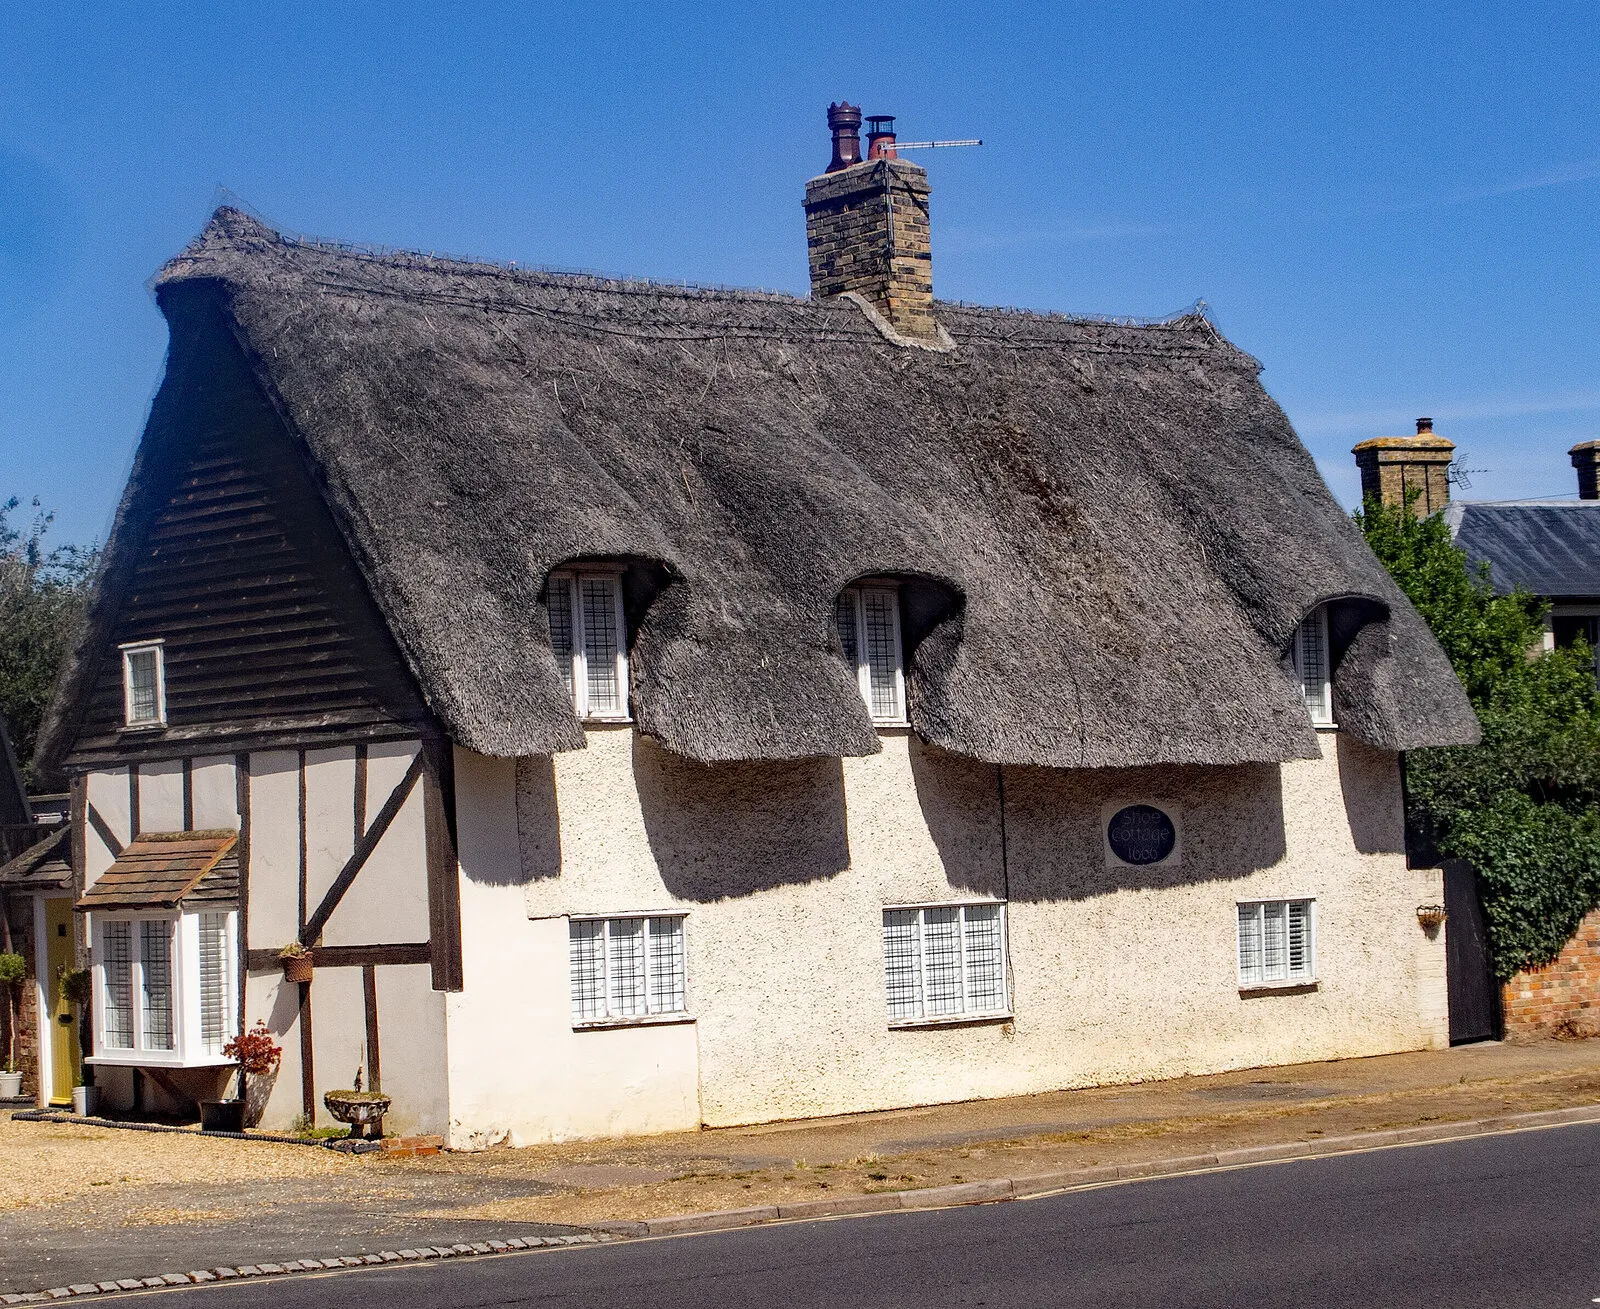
[861,589,902,720]
[1297,609,1332,724]
[1238,900,1314,985]
[568,916,688,1022]
[548,579,575,699]
[882,905,1008,1022]
[198,913,231,1055]
[569,919,606,1021]
[882,910,923,1021]
[581,576,623,715]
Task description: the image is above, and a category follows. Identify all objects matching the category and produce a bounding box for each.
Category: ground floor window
[569,915,688,1024]
[882,902,1008,1024]
[1237,899,1315,986]
[92,910,237,1064]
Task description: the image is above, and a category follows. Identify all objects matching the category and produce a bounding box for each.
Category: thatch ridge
[42,208,1477,771]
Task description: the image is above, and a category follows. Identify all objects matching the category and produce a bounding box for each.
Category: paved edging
[0,1236,610,1303]
[7,1102,1598,1299]
[589,1102,1600,1238]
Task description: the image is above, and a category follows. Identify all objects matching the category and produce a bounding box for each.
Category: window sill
[888,1012,1013,1031]
[580,716,633,727]
[872,720,911,731]
[118,722,168,735]
[572,1013,696,1032]
[1238,980,1319,997]
[86,1053,239,1069]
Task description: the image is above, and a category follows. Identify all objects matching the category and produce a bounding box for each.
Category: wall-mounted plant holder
[1416,904,1448,934]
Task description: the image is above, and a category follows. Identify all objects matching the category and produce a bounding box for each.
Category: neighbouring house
[34,105,1479,1146]
[1354,423,1600,1042]
[0,718,76,1104]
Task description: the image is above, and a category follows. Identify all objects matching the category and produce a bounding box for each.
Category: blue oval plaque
[1107,804,1176,866]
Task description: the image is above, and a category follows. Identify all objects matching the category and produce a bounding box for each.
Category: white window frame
[882,899,1010,1027]
[119,640,167,729]
[1290,606,1335,728]
[836,582,909,726]
[547,567,631,723]
[1235,897,1317,990]
[87,908,238,1068]
[568,912,692,1029]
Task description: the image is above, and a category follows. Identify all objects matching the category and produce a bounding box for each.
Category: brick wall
[1502,907,1600,1037]
[3,896,40,1097]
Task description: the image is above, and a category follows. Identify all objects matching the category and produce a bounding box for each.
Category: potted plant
[59,968,95,1116]
[207,1020,282,1132]
[0,951,25,1099]
[279,942,313,985]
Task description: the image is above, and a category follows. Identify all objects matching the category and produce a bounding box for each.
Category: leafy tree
[1358,493,1600,977]
[0,498,97,786]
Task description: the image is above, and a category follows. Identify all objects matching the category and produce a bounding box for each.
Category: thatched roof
[45,208,1477,770]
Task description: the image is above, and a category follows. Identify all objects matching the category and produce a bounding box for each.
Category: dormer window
[120,640,166,729]
[835,582,907,726]
[548,568,630,721]
[1292,606,1334,727]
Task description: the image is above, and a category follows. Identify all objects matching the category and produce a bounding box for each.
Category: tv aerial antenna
[863,118,982,259]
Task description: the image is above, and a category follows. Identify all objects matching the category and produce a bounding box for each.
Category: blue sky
[4,2,1598,547]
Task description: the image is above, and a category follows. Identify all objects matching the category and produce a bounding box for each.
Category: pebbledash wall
[1502,908,1600,1038]
[444,726,1447,1148]
[80,744,447,1135]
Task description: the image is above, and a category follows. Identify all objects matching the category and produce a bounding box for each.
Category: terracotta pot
[282,953,314,984]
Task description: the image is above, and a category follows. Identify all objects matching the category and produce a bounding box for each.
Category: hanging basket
[282,952,314,984]
[1416,904,1448,931]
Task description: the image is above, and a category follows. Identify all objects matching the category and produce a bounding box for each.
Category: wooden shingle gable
[54,299,434,772]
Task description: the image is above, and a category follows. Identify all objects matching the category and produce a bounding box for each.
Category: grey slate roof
[1445,501,1600,599]
[41,209,1479,772]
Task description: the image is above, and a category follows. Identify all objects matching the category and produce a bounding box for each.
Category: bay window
[91,910,237,1066]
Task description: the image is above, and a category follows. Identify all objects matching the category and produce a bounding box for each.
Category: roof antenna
[864,117,983,262]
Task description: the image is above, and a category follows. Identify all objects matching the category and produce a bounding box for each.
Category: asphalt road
[121,1123,1600,1308]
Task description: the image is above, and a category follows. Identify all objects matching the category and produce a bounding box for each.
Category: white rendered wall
[445,750,699,1149]
[446,724,1445,1144]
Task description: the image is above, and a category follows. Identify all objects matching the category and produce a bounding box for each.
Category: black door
[1444,859,1501,1043]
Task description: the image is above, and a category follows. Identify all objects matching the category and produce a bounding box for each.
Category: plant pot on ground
[222,1019,283,1128]
[72,1085,98,1116]
[0,950,25,1096]
[0,1071,22,1099]
[199,1099,246,1132]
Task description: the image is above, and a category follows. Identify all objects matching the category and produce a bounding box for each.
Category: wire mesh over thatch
[48,209,1477,770]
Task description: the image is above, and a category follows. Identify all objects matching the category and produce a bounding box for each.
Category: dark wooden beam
[86,804,124,860]
[234,752,251,1037]
[299,980,314,1123]
[181,757,194,831]
[362,964,381,1093]
[300,750,424,947]
[245,942,430,971]
[422,739,462,993]
[128,766,141,839]
[353,744,367,847]
[69,776,88,967]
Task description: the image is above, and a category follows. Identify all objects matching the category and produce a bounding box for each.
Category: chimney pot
[1416,417,1433,434]
[866,115,898,160]
[825,102,863,173]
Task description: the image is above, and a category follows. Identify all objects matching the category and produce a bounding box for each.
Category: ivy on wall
[1359,494,1600,977]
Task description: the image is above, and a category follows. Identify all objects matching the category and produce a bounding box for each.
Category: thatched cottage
[35,106,1478,1144]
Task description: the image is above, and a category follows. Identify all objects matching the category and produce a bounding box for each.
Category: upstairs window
[548,568,630,721]
[120,641,166,729]
[1291,607,1333,727]
[835,583,907,725]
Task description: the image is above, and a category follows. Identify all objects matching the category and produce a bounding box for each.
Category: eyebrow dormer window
[120,641,166,729]
[1292,606,1334,728]
[835,583,907,725]
[548,568,630,721]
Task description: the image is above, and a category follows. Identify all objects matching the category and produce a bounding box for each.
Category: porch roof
[75,830,239,912]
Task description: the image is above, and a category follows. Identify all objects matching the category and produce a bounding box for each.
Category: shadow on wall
[1336,734,1406,856]
[634,736,849,901]
[513,756,561,886]
[911,748,1291,903]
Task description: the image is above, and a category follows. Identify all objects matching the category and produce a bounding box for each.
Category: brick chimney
[804,104,938,342]
[1352,418,1456,517]
[1570,441,1600,500]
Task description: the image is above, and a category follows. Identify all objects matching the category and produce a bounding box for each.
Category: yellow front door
[44,898,79,1105]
